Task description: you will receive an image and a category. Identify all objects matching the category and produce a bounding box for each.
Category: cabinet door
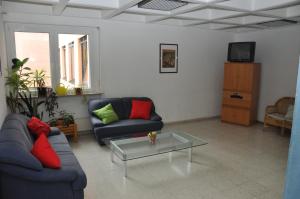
[223,63,238,91]
[221,106,251,126]
[236,64,253,93]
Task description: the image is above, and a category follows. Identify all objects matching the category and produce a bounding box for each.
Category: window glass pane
[58,34,90,89]
[15,32,52,87]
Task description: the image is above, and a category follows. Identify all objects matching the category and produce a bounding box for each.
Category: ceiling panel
[3,0,300,33]
[195,22,236,29]
[217,15,278,25]
[216,0,253,11]
[177,8,210,19]
[69,0,118,9]
[223,26,262,32]
[156,17,202,26]
[111,13,145,22]
[252,0,299,11]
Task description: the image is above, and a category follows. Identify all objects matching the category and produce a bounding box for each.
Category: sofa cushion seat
[47,133,69,145]
[94,119,163,138]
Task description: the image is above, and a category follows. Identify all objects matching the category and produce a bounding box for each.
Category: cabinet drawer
[222,91,252,108]
[221,106,251,126]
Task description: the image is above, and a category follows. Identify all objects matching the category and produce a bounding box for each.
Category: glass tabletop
[110,131,207,161]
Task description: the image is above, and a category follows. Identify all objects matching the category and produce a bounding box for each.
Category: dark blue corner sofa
[88,97,164,145]
[0,114,86,199]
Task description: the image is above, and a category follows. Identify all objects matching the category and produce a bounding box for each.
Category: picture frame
[159,43,178,73]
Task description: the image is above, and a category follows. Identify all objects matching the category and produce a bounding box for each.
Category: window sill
[18,90,103,99]
[56,91,103,98]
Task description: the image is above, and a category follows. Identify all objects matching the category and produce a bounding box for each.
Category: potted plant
[74,87,83,96]
[49,110,75,127]
[32,69,47,97]
[5,58,32,113]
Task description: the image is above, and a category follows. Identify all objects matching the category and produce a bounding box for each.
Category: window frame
[5,23,101,93]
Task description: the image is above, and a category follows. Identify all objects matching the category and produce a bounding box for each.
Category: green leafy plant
[58,110,75,126]
[5,58,59,119]
[48,110,75,127]
[32,69,46,88]
[5,58,32,113]
[18,92,44,119]
[45,90,59,118]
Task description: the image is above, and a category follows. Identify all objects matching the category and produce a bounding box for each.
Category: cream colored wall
[0,15,8,127]
[235,25,300,121]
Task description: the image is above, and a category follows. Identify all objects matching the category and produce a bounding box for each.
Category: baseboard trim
[77,116,221,135]
[165,116,220,125]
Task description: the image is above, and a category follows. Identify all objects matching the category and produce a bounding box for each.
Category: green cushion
[93,104,119,124]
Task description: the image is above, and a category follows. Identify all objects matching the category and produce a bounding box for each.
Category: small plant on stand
[32,69,48,97]
[48,110,75,127]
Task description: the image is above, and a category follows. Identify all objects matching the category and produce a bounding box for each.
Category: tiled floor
[70,119,290,199]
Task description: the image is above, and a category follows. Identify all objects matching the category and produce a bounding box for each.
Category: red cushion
[129,100,152,120]
[27,117,51,136]
[31,134,61,169]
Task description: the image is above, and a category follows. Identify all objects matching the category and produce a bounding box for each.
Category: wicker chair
[264,97,295,134]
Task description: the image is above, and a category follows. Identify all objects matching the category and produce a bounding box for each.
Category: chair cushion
[285,105,294,120]
[267,113,286,120]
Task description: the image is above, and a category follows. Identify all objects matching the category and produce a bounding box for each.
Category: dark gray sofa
[0,114,87,199]
[88,97,163,144]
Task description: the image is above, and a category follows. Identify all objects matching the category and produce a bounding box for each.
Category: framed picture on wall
[159,43,178,73]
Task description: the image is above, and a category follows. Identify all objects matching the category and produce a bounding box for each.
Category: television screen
[228,42,256,62]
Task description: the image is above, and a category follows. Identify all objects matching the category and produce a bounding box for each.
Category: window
[68,41,75,84]
[60,46,67,80]
[79,35,89,88]
[6,23,100,93]
[58,34,90,89]
[14,32,52,87]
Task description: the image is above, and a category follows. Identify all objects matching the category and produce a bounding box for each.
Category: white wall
[100,21,231,123]
[0,4,233,130]
[0,15,8,127]
[235,25,300,121]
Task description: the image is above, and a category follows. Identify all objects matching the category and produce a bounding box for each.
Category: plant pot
[74,87,83,96]
[38,87,47,97]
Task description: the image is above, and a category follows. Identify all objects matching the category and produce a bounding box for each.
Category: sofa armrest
[150,112,162,121]
[0,163,86,190]
[265,105,278,114]
[90,116,105,128]
[48,127,61,136]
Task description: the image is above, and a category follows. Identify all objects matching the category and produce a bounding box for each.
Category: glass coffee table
[110,131,207,177]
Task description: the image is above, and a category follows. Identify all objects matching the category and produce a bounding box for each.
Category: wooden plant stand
[56,123,78,142]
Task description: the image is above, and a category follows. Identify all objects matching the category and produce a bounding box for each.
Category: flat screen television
[227,42,256,62]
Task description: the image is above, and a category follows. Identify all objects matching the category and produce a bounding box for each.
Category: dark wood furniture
[221,62,261,126]
[264,97,294,134]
